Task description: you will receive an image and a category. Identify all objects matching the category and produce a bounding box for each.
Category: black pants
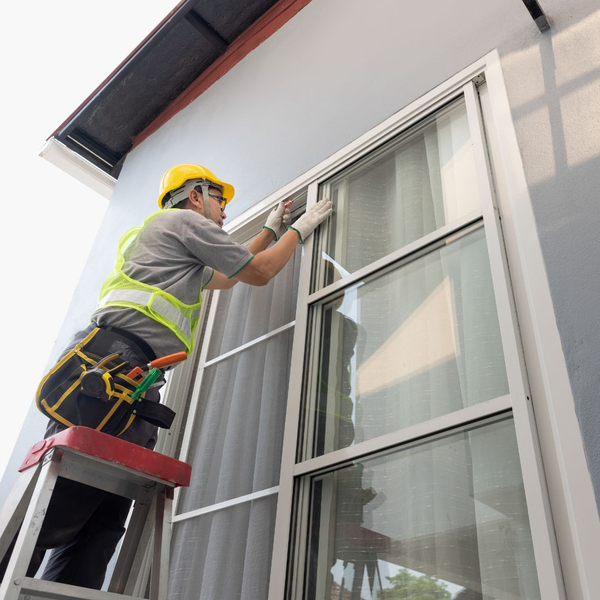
[0,479,132,589]
[1,325,161,589]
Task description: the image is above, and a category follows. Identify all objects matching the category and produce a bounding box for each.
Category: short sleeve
[201,267,214,288]
[180,211,254,278]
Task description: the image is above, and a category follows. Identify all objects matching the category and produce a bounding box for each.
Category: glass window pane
[178,329,293,513]
[293,417,540,600]
[170,495,278,600]
[207,246,301,360]
[317,98,479,289]
[303,226,508,458]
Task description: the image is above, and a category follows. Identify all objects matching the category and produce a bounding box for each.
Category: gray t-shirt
[92,209,253,356]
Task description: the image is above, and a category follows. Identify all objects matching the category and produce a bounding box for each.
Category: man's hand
[288,199,333,244]
[263,200,293,241]
[233,199,333,287]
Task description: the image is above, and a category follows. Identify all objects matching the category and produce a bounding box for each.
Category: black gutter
[522,0,550,31]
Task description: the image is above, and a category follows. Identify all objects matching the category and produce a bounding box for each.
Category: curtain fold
[325,99,479,282]
[178,326,293,512]
[207,247,300,359]
[169,496,278,600]
[171,246,300,600]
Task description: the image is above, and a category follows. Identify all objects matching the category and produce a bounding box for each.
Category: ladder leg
[159,488,174,600]
[150,487,173,600]
[108,488,154,594]
[0,466,39,561]
[0,449,62,600]
[124,497,157,597]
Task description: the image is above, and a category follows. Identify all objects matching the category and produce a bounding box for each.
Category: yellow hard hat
[158,164,235,209]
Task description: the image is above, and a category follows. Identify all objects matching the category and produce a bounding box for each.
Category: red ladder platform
[0,427,191,600]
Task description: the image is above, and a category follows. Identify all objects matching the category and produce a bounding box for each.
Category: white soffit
[39,137,116,200]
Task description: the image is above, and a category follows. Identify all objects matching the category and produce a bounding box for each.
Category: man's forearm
[234,228,300,285]
[255,228,300,279]
[247,228,276,255]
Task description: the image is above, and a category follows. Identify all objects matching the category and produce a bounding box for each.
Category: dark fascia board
[132,0,311,149]
[49,0,196,144]
[46,0,308,180]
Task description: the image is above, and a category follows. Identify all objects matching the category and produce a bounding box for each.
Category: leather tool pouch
[35,327,175,436]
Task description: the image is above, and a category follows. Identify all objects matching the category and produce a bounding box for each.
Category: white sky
[0,1,179,477]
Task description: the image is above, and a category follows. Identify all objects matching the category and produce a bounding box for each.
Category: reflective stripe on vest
[97,210,203,353]
[98,289,202,342]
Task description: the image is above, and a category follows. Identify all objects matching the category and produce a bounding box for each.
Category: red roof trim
[131,0,313,149]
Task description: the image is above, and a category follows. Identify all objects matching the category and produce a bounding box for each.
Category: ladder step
[19,577,146,600]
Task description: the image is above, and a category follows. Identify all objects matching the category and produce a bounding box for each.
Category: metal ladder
[0,426,191,600]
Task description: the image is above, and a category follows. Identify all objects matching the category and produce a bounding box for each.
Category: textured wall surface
[498,0,600,509]
[3,0,599,525]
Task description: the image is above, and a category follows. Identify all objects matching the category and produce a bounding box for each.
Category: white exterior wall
[3,0,600,593]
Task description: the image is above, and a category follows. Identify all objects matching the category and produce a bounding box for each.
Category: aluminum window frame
[268,74,567,600]
[480,52,600,598]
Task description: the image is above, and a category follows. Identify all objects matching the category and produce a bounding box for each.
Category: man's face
[189,186,227,227]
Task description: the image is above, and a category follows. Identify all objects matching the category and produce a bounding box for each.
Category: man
[1,164,332,589]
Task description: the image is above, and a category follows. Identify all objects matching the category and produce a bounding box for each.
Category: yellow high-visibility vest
[97,210,203,353]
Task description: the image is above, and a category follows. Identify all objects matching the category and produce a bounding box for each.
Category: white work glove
[263,201,292,241]
[288,199,333,244]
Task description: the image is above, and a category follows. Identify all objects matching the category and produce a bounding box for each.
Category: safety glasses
[208,192,227,211]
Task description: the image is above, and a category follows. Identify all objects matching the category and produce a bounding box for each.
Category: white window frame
[155,50,599,600]
[271,82,565,599]
[480,52,600,599]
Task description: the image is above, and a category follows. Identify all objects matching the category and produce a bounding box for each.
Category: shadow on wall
[500,3,600,508]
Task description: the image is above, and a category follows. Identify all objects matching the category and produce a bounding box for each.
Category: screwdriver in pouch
[131,368,163,401]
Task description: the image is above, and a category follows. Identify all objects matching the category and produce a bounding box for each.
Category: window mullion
[293,394,512,477]
[203,320,295,368]
[173,486,279,523]
[307,209,483,305]
[463,81,565,599]
[268,181,319,600]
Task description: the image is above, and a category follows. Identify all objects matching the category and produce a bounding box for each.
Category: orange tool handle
[149,351,188,370]
[125,352,188,379]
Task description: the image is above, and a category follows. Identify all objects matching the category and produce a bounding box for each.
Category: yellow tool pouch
[35,328,148,437]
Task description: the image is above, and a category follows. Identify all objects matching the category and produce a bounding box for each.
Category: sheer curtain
[326,99,479,281]
[170,495,278,600]
[170,247,301,600]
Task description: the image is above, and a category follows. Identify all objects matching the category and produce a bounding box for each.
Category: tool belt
[35,326,175,437]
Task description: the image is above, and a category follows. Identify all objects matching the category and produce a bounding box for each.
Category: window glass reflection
[300,418,540,600]
[305,227,508,458]
[319,99,479,289]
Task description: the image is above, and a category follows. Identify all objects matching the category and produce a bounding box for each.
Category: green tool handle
[131,368,162,401]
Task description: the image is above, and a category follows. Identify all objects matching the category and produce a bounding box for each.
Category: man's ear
[188,188,204,214]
